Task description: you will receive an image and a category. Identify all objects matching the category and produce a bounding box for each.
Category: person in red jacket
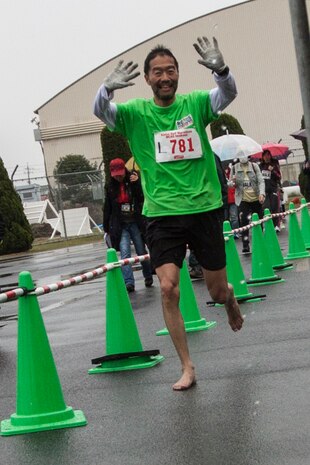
[103,158,153,292]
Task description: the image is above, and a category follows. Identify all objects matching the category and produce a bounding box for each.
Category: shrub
[100,128,132,184]
[210,113,245,139]
[0,158,33,254]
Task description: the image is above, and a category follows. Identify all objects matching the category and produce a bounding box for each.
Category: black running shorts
[146,209,226,271]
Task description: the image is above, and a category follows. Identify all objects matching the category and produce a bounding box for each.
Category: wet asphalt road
[0,233,310,465]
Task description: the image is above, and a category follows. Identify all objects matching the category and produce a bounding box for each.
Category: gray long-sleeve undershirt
[93,71,237,129]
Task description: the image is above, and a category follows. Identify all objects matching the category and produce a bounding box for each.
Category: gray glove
[193,36,226,74]
[103,60,140,91]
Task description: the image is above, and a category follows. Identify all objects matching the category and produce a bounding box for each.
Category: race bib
[154,129,202,163]
[121,203,131,212]
[261,169,271,180]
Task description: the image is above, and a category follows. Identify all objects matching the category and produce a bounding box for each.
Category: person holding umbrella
[258,149,282,231]
[230,152,265,254]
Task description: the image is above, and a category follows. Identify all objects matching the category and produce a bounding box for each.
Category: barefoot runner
[94,36,244,391]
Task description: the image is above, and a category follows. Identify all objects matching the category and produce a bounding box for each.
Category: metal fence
[14,170,105,239]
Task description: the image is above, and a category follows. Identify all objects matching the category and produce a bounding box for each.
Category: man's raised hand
[193,36,226,74]
[103,60,140,91]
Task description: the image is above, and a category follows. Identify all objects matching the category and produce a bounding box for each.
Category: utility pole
[288,0,310,152]
[55,162,68,241]
[25,164,32,185]
[10,165,19,181]
[27,164,30,184]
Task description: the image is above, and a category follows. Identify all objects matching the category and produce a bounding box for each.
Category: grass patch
[30,233,104,253]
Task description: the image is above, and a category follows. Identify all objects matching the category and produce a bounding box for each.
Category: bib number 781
[154,129,203,163]
[170,138,194,154]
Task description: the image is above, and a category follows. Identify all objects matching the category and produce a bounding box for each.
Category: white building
[16,184,42,203]
[34,0,310,183]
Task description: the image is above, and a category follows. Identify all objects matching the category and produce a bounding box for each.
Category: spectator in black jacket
[259,150,282,231]
[103,158,153,292]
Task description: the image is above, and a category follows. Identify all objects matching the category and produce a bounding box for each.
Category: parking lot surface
[0,234,310,465]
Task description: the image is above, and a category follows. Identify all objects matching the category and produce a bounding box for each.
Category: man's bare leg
[203,267,244,331]
[156,263,196,390]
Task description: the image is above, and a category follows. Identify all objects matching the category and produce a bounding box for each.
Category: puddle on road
[41,301,66,313]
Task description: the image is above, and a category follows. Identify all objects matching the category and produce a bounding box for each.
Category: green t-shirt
[113,90,221,217]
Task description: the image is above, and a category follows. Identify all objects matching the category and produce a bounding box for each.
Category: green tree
[210,113,245,139]
[54,154,97,203]
[0,158,33,254]
[100,127,132,183]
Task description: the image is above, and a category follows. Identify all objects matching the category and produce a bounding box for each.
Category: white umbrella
[210,134,262,162]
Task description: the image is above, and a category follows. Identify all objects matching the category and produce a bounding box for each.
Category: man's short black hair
[144,45,179,74]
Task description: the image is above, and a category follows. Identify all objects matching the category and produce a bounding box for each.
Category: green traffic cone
[263,208,293,270]
[247,213,284,286]
[300,198,310,249]
[223,221,264,302]
[156,260,216,336]
[89,248,164,373]
[1,271,87,436]
[284,202,310,260]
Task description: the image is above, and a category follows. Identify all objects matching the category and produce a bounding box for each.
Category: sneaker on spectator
[275,226,280,233]
[242,239,250,254]
[242,245,250,254]
[126,284,135,293]
[189,266,203,279]
[144,277,153,288]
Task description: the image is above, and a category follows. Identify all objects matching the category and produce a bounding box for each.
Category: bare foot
[173,366,197,391]
[225,284,244,332]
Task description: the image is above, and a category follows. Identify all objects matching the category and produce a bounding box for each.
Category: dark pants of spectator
[224,203,239,231]
[238,200,263,245]
[263,191,280,227]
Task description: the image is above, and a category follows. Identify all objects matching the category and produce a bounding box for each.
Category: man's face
[144,54,179,107]
[112,174,125,182]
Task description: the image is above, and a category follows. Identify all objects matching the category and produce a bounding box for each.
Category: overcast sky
[0,0,248,182]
